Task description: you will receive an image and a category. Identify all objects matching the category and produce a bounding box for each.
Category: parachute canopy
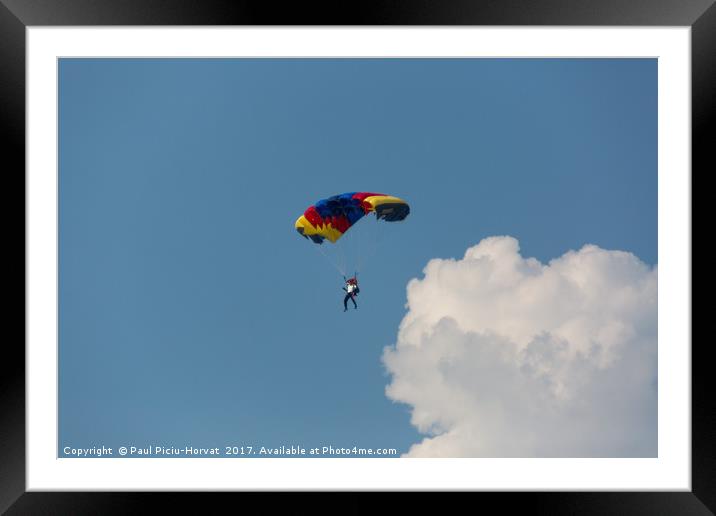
[295,192,410,244]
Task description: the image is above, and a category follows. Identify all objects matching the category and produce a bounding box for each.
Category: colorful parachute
[295,192,410,244]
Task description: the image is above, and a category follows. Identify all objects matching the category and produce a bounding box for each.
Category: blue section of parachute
[314,192,365,225]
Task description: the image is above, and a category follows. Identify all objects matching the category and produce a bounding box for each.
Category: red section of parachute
[304,206,351,236]
[352,192,385,214]
[331,215,351,234]
[304,206,324,227]
[352,192,385,201]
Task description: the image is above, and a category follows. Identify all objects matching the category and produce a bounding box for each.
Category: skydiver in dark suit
[342,276,359,311]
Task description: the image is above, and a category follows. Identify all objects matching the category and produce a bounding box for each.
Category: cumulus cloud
[383,236,657,457]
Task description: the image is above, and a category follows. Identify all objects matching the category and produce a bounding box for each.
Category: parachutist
[294,192,409,303]
[342,277,359,311]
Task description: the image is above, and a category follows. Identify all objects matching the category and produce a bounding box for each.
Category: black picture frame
[5,0,707,513]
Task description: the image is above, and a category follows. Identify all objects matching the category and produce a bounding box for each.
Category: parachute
[295,192,410,276]
[295,192,410,244]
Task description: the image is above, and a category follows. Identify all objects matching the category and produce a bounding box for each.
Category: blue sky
[58,58,656,457]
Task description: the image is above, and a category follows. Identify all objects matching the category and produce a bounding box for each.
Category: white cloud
[383,236,657,457]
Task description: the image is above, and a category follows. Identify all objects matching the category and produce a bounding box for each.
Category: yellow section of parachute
[362,195,406,211]
[294,214,344,243]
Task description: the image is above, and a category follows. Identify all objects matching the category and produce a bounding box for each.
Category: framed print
[5,0,708,513]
